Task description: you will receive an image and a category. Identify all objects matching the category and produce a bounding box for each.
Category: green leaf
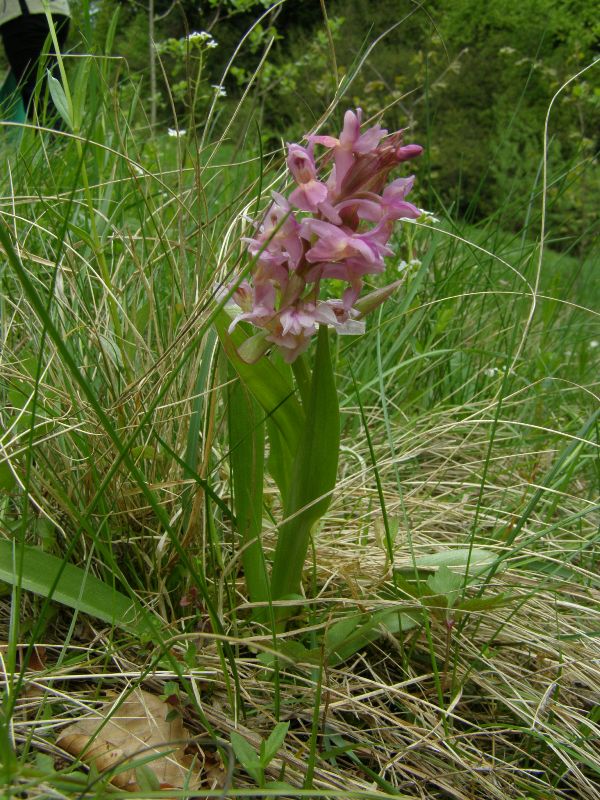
[34,752,55,774]
[413,548,497,572]
[237,330,270,363]
[325,614,362,658]
[135,764,161,792]
[130,445,156,460]
[262,721,289,765]
[0,542,147,635]
[427,566,464,607]
[0,714,17,779]
[256,639,321,668]
[264,781,297,791]
[228,370,269,612]
[230,732,262,784]
[46,71,72,129]
[71,55,92,131]
[325,608,419,666]
[457,592,520,612]
[354,279,402,318]
[216,311,303,457]
[395,548,499,582]
[270,326,340,608]
[265,417,293,503]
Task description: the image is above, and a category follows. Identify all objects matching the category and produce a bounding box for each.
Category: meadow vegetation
[0,1,599,798]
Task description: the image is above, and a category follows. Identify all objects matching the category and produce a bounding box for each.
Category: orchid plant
[216,109,422,627]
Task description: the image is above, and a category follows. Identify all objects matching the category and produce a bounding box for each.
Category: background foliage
[63,0,600,249]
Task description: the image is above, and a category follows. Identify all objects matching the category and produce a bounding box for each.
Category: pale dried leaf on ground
[57,688,201,790]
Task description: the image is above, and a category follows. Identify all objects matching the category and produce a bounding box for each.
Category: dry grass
[2,401,599,799]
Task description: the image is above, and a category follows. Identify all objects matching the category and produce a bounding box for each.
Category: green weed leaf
[46,72,72,129]
[135,764,161,792]
[427,566,464,607]
[262,721,289,765]
[230,731,262,784]
[325,608,419,665]
[0,462,16,492]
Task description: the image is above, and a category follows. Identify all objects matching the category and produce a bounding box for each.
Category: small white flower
[168,128,187,137]
[188,30,218,47]
[418,209,440,223]
[484,367,499,377]
[397,260,408,272]
[212,84,227,98]
[409,258,421,267]
[590,340,599,349]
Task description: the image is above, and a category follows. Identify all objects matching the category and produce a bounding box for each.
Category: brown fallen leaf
[57,688,202,791]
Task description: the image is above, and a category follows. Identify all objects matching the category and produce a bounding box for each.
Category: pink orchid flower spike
[226,107,425,362]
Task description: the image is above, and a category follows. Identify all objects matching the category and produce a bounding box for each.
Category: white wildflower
[188,30,217,47]
[484,367,500,377]
[590,340,599,349]
[168,128,187,137]
[212,84,227,98]
[418,209,440,223]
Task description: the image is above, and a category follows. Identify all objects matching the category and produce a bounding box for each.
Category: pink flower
[396,144,423,161]
[266,301,339,362]
[287,144,329,212]
[226,107,425,362]
[332,178,420,223]
[302,218,393,268]
[381,178,421,220]
[228,281,276,332]
[310,109,387,190]
[279,301,337,337]
[243,192,304,270]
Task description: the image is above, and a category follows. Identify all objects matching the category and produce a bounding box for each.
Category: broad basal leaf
[270,326,340,607]
[0,542,147,635]
[215,310,303,458]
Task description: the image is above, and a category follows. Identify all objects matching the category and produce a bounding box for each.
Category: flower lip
[287,143,317,183]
